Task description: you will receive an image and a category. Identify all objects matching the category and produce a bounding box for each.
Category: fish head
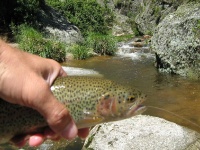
[96,87,147,122]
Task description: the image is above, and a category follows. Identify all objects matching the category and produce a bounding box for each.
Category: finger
[78,128,90,139]
[59,67,67,77]
[44,127,61,140]
[35,93,78,140]
[11,135,30,147]
[29,134,45,147]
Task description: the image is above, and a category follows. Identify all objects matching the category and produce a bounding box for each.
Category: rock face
[151,2,200,79]
[83,115,200,150]
[97,0,183,35]
[37,3,83,44]
[112,12,133,36]
[135,0,183,35]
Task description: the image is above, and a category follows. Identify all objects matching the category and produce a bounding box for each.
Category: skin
[0,39,89,147]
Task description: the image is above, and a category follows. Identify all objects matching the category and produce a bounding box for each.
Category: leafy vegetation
[86,32,117,55]
[67,44,91,60]
[2,0,118,60]
[66,32,117,59]
[46,0,114,36]
[0,0,40,27]
[115,34,133,42]
[12,24,66,62]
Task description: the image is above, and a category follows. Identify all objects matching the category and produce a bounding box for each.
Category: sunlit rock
[83,115,200,150]
[151,2,200,79]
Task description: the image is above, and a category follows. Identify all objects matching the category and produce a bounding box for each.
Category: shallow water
[63,50,200,133]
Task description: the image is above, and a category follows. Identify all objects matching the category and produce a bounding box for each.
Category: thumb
[35,93,78,139]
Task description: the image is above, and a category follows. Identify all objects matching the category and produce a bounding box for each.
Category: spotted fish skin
[0,76,146,144]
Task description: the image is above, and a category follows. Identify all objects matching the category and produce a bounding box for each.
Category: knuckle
[48,107,71,133]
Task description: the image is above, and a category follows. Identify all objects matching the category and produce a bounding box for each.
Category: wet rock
[83,115,200,150]
[128,36,151,48]
[132,41,143,47]
[151,2,200,79]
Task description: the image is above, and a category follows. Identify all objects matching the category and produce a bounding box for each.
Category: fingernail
[61,121,77,140]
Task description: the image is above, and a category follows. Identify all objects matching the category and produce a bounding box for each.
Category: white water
[62,66,102,77]
[117,41,154,60]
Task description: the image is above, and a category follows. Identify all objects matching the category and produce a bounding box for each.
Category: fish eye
[127,96,136,102]
[104,94,110,99]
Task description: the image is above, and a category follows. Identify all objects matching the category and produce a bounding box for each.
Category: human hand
[0,40,89,147]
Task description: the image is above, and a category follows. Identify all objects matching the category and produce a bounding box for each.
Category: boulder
[151,2,200,79]
[37,3,83,44]
[135,0,182,35]
[83,115,200,150]
[112,12,133,36]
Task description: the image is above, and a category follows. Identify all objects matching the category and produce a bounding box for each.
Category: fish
[0,76,146,145]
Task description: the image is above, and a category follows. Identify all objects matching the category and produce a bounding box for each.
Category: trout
[0,76,146,144]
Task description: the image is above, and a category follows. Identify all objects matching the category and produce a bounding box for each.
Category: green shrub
[86,32,117,55]
[115,34,134,42]
[13,24,66,62]
[14,0,40,24]
[46,0,114,35]
[0,0,40,27]
[68,44,91,60]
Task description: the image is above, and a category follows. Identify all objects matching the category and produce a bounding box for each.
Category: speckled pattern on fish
[0,76,146,145]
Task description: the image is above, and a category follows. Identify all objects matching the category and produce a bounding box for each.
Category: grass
[12,24,66,62]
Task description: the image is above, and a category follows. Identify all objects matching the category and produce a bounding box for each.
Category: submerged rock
[83,115,200,150]
[151,2,200,79]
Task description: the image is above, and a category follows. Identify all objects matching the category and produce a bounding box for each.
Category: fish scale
[0,76,146,145]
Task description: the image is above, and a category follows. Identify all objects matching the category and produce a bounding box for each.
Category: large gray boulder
[83,115,200,150]
[135,0,183,35]
[37,2,83,44]
[151,2,200,79]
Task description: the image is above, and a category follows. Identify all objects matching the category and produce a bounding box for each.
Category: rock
[83,115,200,150]
[132,41,143,47]
[135,0,182,35]
[37,3,83,44]
[111,11,134,36]
[151,2,200,79]
[65,53,74,61]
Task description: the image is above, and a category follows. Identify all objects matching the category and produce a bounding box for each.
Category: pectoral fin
[76,116,104,129]
[96,93,117,117]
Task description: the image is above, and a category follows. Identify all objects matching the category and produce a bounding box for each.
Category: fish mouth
[134,105,147,114]
[126,104,147,117]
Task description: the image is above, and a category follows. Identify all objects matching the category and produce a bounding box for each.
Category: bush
[14,0,40,24]
[13,24,66,62]
[46,0,114,35]
[67,44,91,60]
[0,0,40,27]
[86,32,117,55]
